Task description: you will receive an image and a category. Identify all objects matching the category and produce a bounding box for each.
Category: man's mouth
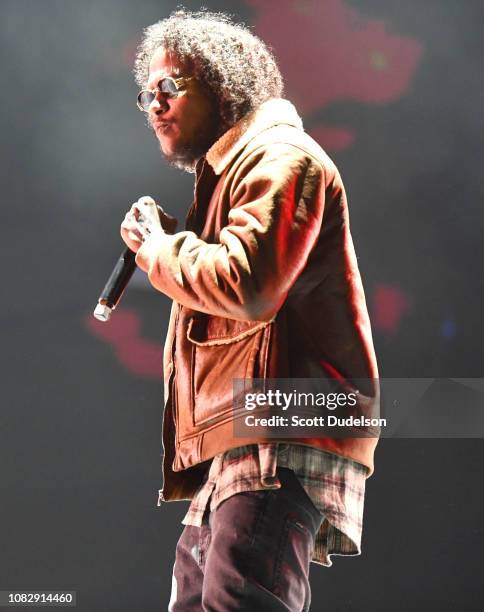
[152,121,173,135]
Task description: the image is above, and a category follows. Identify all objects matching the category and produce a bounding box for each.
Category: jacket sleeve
[135,144,326,321]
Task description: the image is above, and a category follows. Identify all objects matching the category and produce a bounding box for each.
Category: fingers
[121,213,145,242]
[156,206,178,233]
[127,230,143,244]
[130,196,161,230]
[133,195,157,217]
[138,195,156,207]
[123,195,177,243]
[129,196,171,224]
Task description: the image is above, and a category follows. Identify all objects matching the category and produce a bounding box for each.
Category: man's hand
[120,196,178,253]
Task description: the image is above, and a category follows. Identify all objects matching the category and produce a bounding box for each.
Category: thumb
[156,205,178,234]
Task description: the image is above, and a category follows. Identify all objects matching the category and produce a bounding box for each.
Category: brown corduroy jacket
[135,98,379,502]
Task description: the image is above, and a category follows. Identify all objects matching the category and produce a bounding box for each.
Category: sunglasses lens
[138,90,155,110]
[137,77,188,110]
[159,78,179,95]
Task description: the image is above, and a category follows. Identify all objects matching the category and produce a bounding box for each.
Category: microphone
[93,247,136,322]
[93,204,178,322]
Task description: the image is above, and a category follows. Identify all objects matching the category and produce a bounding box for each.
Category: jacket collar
[205,98,303,176]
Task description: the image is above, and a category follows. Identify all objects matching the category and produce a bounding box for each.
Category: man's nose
[149,91,169,114]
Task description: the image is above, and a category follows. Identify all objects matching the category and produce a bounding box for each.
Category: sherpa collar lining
[205,98,303,175]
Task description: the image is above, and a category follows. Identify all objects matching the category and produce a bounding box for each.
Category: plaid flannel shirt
[171,442,368,567]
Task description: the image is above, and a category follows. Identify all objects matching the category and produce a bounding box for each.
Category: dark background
[1,1,483,610]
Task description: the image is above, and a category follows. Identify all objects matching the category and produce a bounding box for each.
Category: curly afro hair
[133,9,284,130]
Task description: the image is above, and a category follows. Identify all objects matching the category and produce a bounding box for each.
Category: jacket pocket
[186,315,273,426]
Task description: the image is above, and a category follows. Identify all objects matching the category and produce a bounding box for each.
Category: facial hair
[153,113,223,173]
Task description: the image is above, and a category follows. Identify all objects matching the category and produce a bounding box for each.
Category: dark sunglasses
[136,76,194,112]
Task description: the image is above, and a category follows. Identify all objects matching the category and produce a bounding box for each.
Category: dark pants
[168,467,323,612]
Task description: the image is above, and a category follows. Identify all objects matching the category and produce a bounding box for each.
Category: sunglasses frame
[136,76,194,112]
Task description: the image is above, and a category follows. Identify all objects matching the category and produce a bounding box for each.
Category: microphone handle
[93,247,137,321]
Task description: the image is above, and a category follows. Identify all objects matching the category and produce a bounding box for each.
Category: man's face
[146,47,219,171]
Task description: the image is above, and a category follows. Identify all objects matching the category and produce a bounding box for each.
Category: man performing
[120,10,379,611]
